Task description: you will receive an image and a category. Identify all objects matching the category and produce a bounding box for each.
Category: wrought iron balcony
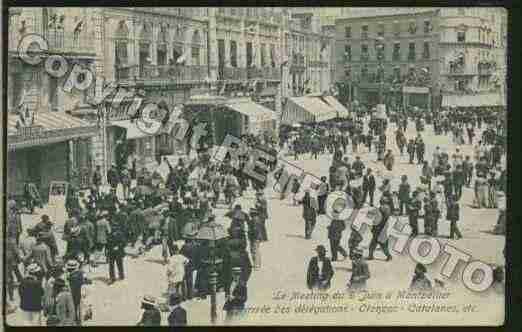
[45,31,95,55]
[222,67,247,81]
[121,64,208,82]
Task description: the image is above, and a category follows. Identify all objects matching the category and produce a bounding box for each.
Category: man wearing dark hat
[65,225,83,262]
[306,245,334,291]
[407,191,422,237]
[409,263,432,291]
[328,204,349,262]
[255,191,269,242]
[348,248,370,290]
[181,238,199,300]
[167,293,187,326]
[247,209,263,269]
[407,139,416,164]
[226,204,249,231]
[30,232,54,277]
[362,168,376,207]
[106,227,126,284]
[107,164,120,190]
[34,215,58,262]
[398,175,411,216]
[301,189,317,240]
[223,267,248,324]
[367,206,393,261]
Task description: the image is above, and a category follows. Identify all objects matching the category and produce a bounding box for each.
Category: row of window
[344,20,433,39]
[344,42,430,61]
[115,40,202,66]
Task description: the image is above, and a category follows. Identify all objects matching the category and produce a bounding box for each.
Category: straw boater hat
[353,247,363,258]
[70,226,81,237]
[141,295,157,306]
[26,263,42,275]
[66,259,80,272]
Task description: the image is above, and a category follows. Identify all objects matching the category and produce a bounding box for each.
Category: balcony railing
[247,67,263,79]
[119,65,208,82]
[360,53,369,61]
[221,67,247,81]
[261,66,281,80]
[444,66,477,76]
[45,32,95,54]
[478,65,494,76]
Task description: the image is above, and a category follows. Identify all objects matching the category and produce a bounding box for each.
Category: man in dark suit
[367,205,392,261]
[107,227,126,284]
[362,168,376,207]
[306,245,334,290]
[327,217,348,262]
[107,164,120,190]
[167,293,187,326]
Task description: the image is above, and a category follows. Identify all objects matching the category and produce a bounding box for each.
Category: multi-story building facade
[438,7,506,108]
[333,8,507,110]
[7,7,99,198]
[334,10,441,107]
[7,7,334,197]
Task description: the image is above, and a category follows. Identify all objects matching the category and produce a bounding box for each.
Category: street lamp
[374,37,385,105]
[195,219,228,325]
[205,76,212,95]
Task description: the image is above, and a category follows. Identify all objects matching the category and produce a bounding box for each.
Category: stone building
[7,7,99,199]
[7,7,335,195]
[333,7,507,111]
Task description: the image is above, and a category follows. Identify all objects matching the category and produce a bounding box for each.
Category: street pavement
[6,120,505,326]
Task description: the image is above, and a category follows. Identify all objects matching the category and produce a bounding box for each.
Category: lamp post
[374,37,385,105]
[195,219,228,325]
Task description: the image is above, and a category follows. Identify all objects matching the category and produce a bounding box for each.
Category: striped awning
[226,101,277,123]
[283,96,337,124]
[323,96,350,118]
[8,111,98,150]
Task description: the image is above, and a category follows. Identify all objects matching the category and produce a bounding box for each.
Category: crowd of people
[5,102,507,325]
[280,105,506,293]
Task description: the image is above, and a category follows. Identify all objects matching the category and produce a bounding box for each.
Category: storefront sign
[402,86,430,94]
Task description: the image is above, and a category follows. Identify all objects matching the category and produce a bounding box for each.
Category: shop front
[7,111,98,201]
[225,99,278,137]
[403,86,431,111]
[110,120,158,171]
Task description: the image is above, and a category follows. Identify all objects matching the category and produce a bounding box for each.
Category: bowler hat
[315,245,326,254]
[415,263,427,274]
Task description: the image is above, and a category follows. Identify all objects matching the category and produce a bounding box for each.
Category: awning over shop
[260,86,278,97]
[226,100,277,135]
[8,111,98,150]
[442,93,506,108]
[283,96,337,124]
[111,120,152,140]
[226,101,277,123]
[323,96,350,118]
